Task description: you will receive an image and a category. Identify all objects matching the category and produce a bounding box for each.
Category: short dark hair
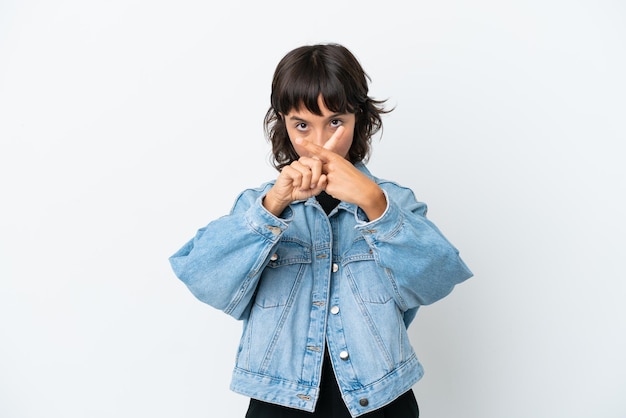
[264,43,392,170]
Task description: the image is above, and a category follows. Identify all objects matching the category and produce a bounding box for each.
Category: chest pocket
[343,237,393,304]
[255,239,312,308]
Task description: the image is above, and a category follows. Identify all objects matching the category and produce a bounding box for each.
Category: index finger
[294,137,338,162]
[322,125,345,152]
[294,126,345,161]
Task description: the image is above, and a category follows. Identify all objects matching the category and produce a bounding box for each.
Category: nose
[312,130,329,147]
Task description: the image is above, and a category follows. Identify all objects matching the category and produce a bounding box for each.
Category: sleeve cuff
[244,195,293,241]
[354,190,403,240]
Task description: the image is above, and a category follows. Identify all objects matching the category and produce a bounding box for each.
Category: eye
[330,119,343,128]
[295,122,308,131]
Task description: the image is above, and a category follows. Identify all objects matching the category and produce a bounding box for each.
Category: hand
[263,156,328,216]
[294,133,387,220]
[263,126,346,216]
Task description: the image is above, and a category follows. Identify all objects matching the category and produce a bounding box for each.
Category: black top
[316,191,340,215]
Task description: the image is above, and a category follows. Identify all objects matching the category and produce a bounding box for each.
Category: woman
[169,43,472,418]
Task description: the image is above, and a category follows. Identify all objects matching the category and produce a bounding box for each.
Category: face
[283,97,355,159]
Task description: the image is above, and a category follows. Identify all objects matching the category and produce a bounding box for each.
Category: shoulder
[229,180,276,213]
[357,163,416,197]
[357,163,428,215]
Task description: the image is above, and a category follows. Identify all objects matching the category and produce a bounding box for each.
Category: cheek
[289,139,308,158]
[286,129,300,155]
[335,133,354,158]
[337,141,353,158]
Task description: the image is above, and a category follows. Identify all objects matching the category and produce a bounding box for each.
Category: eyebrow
[287,112,346,123]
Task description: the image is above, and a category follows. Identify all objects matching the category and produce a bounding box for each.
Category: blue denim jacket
[169,163,472,417]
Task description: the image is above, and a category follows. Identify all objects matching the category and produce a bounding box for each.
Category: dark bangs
[271,45,362,116]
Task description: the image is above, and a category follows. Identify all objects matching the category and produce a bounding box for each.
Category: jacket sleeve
[355,184,473,310]
[168,187,292,320]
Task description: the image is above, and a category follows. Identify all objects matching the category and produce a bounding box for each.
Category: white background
[1,1,625,417]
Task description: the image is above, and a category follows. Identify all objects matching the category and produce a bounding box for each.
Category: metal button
[267,225,282,235]
[330,306,340,315]
[270,253,278,261]
[359,398,369,407]
[339,350,349,360]
[332,263,339,272]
